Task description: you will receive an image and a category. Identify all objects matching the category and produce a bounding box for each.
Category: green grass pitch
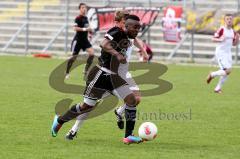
[0,55,240,159]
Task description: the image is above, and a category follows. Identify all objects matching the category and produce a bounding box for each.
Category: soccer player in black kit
[65,10,149,142]
[51,15,143,144]
[65,3,94,79]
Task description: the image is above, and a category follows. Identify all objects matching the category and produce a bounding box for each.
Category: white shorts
[216,54,232,70]
[123,72,139,91]
[110,72,139,100]
[118,63,139,91]
[101,72,139,99]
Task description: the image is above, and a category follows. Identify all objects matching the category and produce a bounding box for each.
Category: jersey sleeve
[104,28,121,41]
[214,27,224,38]
[146,45,153,54]
[74,17,80,27]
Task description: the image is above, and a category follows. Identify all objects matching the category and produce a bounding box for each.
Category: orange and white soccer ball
[138,122,158,141]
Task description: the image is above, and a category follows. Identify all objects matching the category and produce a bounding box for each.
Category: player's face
[79,5,87,15]
[126,20,141,39]
[119,19,126,29]
[225,16,233,27]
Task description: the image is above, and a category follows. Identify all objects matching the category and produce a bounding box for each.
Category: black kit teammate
[66,3,94,79]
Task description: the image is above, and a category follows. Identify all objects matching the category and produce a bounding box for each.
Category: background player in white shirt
[207,14,239,93]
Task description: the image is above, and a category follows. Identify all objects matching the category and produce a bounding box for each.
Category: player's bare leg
[214,69,231,93]
[207,68,231,93]
[207,69,228,84]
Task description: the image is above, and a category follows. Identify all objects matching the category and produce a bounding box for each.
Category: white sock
[211,70,226,78]
[117,104,126,116]
[71,112,89,133]
[215,75,228,91]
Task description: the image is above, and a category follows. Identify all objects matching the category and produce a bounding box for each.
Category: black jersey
[73,15,89,41]
[98,27,131,72]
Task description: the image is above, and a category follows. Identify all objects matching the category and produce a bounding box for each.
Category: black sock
[84,55,94,73]
[125,106,137,138]
[58,104,81,124]
[66,58,76,74]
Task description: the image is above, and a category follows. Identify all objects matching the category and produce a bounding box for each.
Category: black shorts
[71,39,92,55]
[83,66,132,104]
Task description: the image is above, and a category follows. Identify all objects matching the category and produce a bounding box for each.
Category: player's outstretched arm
[134,38,148,59]
[73,26,92,32]
[212,36,225,42]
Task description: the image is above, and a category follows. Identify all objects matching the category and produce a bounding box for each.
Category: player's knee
[124,94,137,106]
[80,103,93,112]
[135,96,141,105]
[133,91,141,105]
[89,52,94,56]
[87,48,94,56]
[225,69,231,75]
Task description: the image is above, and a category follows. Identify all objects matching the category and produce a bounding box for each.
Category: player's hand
[143,52,149,61]
[116,54,127,64]
[87,27,93,32]
[235,33,239,40]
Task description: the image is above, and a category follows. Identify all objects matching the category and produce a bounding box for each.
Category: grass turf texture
[0,55,240,159]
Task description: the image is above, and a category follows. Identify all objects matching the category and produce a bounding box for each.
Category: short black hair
[126,14,140,21]
[79,3,86,9]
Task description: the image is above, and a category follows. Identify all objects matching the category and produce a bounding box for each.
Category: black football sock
[58,104,82,124]
[66,57,76,74]
[125,105,137,138]
[84,55,94,73]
